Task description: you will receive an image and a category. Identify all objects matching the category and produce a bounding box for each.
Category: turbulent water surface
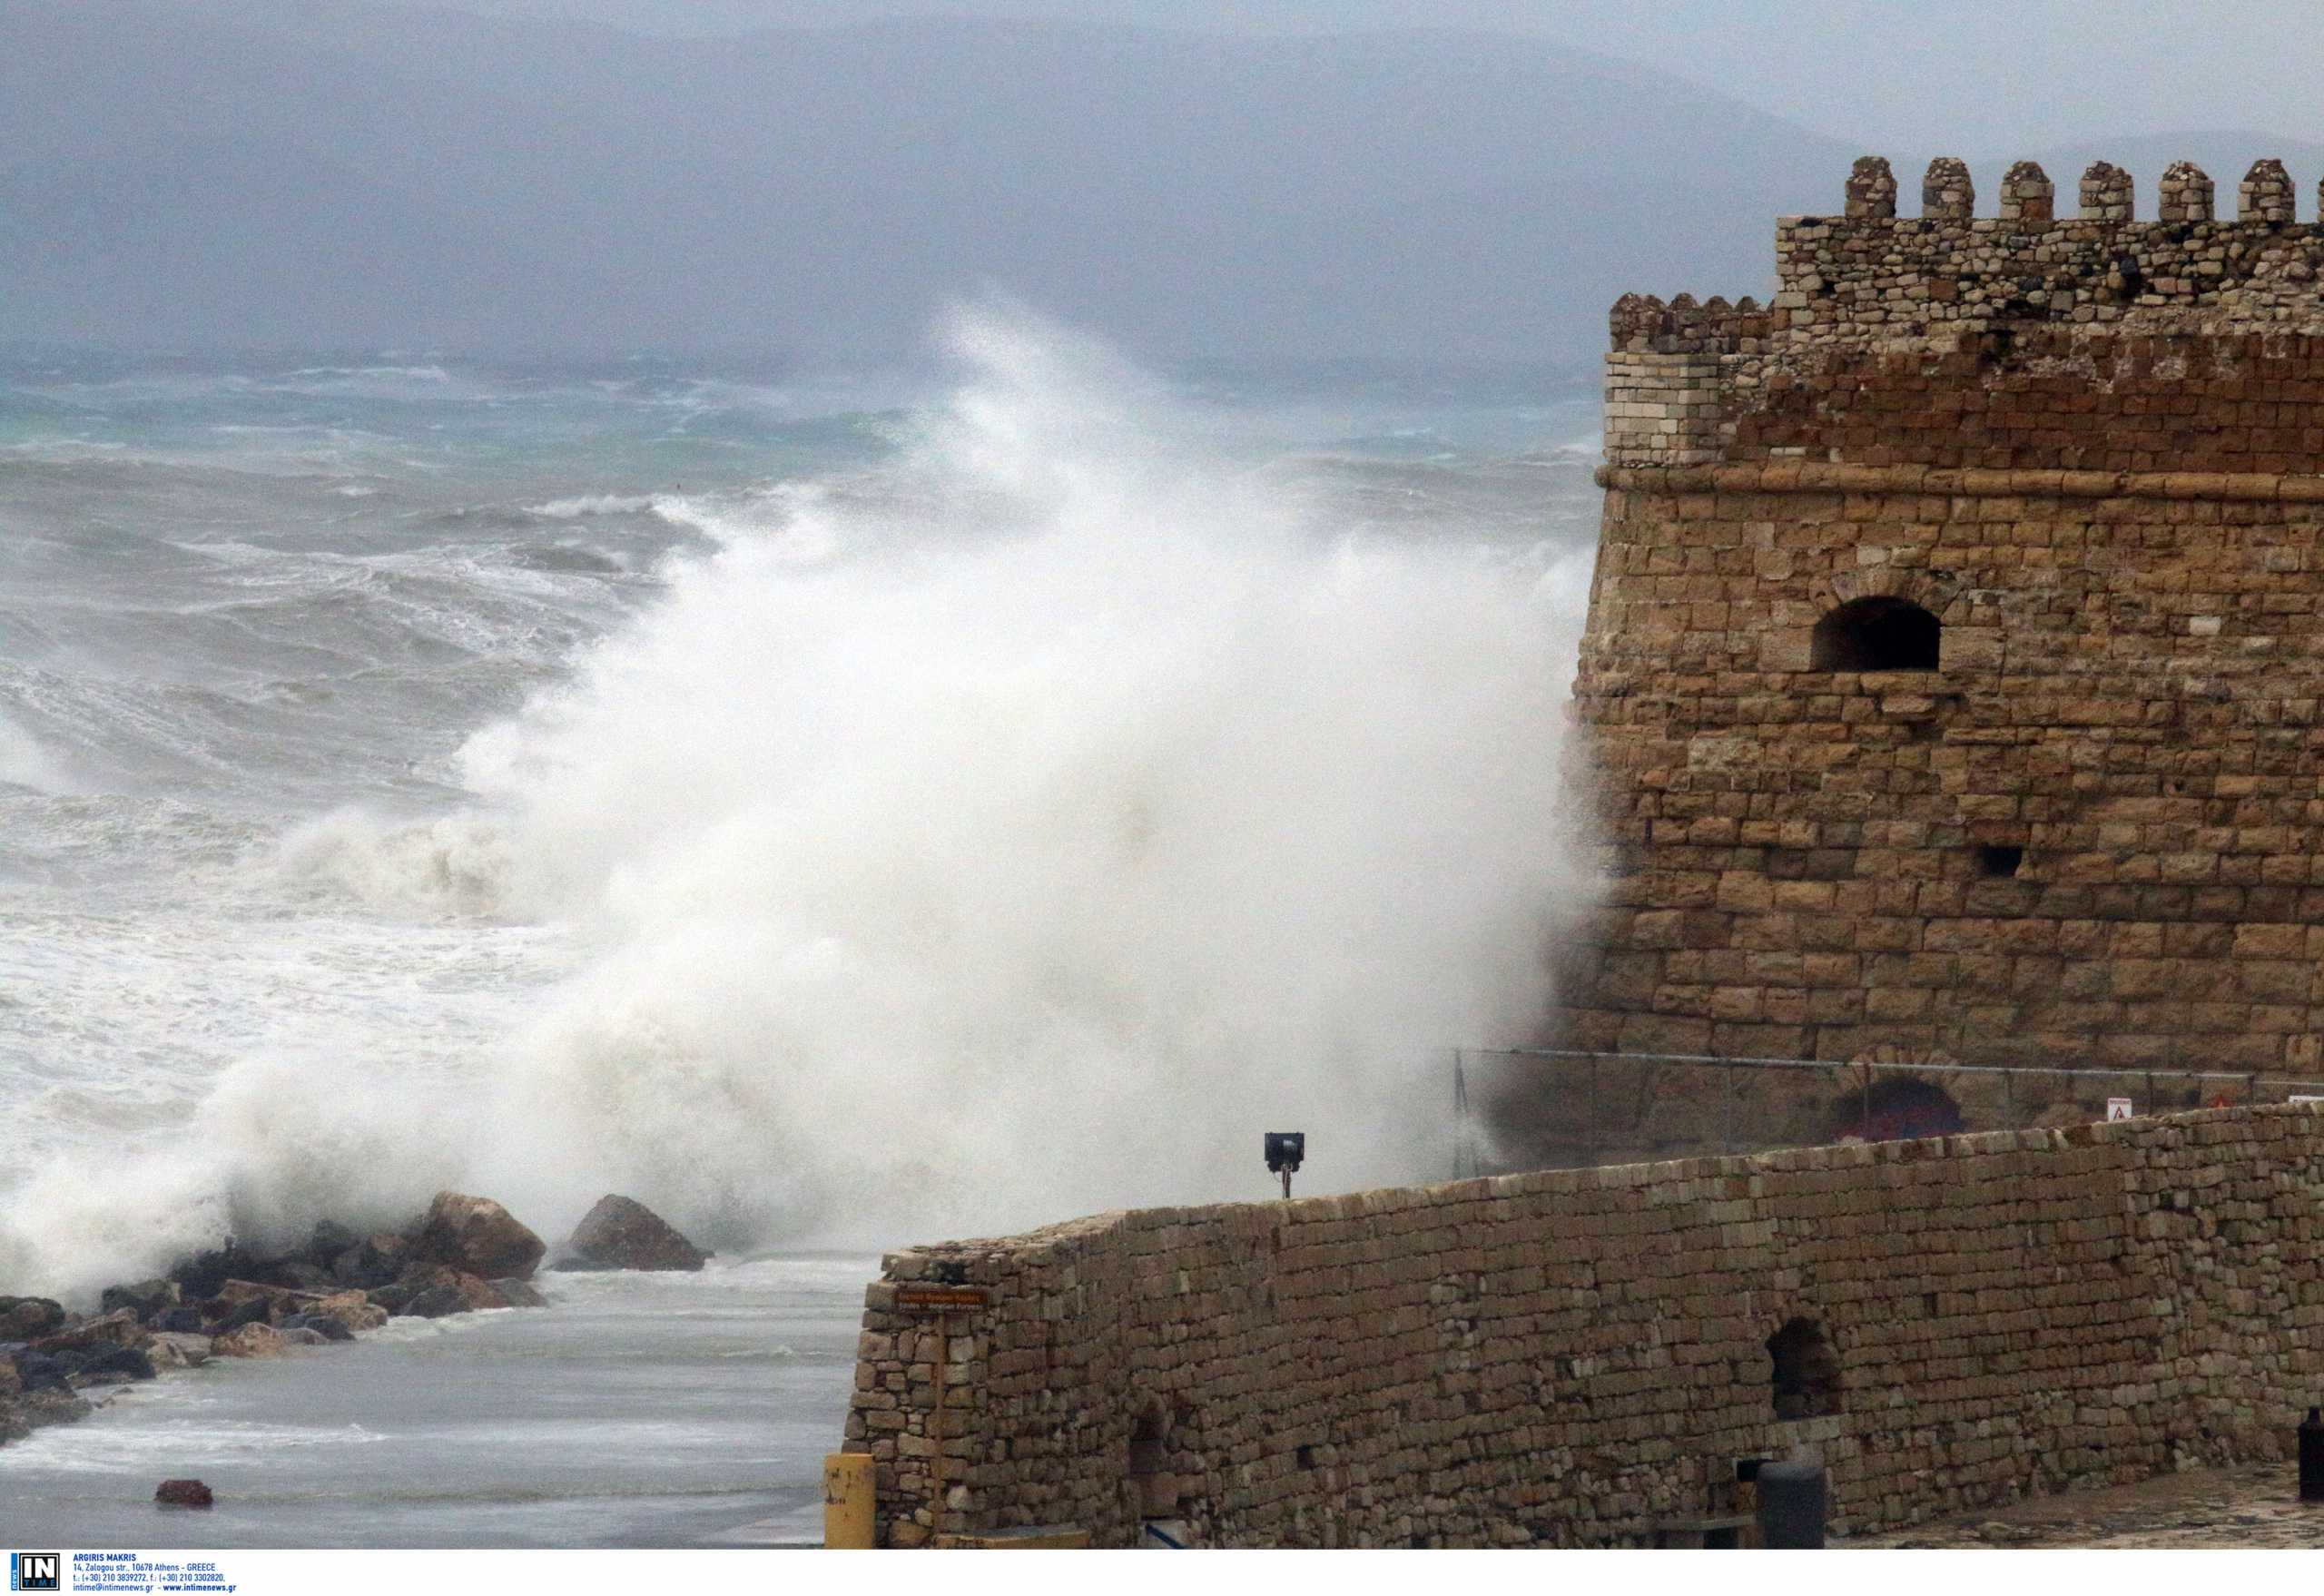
[1,323,1600,1542]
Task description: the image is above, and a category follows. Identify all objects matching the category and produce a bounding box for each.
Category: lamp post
[1264,1132,1305,1199]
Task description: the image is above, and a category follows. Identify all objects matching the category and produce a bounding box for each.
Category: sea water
[1,316,1601,1542]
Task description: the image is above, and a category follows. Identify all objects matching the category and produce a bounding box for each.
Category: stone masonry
[842,1102,2324,1547]
[1565,155,2324,1074]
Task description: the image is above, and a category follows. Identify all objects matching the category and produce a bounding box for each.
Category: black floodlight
[1265,1131,1305,1198]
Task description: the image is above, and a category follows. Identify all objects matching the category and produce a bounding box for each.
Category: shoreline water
[1,1252,868,1548]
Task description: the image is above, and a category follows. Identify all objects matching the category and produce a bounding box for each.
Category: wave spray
[1,312,1594,1296]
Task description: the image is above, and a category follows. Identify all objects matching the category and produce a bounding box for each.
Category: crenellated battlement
[1605,153,2324,468]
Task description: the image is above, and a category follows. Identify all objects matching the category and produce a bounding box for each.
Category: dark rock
[490,1278,548,1307]
[154,1306,206,1335]
[276,1262,336,1292]
[30,1309,144,1355]
[554,1194,709,1273]
[399,1286,467,1319]
[156,1479,214,1509]
[295,1220,359,1268]
[278,1313,353,1343]
[399,1266,507,1313]
[304,1292,387,1334]
[206,1298,272,1335]
[101,1278,181,1322]
[18,1387,92,1429]
[168,1243,261,1301]
[0,1297,67,1339]
[410,1192,546,1281]
[212,1278,326,1321]
[13,1352,70,1393]
[330,1234,409,1290]
[278,1326,329,1347]
[366,1283,419,1314]
[64,1346,157,1384]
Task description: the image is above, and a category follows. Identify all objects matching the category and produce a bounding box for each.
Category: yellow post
[823,1452,876,1549]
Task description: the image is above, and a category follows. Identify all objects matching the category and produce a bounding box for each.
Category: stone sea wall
[842,1102,2324,1547]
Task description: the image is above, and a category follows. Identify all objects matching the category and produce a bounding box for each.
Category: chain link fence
[1450,1047,2324,1179]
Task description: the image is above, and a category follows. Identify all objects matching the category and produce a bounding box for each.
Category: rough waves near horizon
[0,316,1603,1302]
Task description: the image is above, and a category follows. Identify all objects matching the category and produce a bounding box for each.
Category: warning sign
[2106,1098,2133,1121]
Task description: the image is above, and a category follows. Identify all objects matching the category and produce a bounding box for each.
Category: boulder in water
[65,1345,157,1384]
[279,1326,330,1347]
[30,1309,144,1355]
[410,1192,545,1281]
[0,1297,67,1339]
[553,1195,709,1273]
[204,1297,272,1335]
[212,1323,290,1359]
[12,1351,69,1392]
[155,1479,214,1509]
[277,1313,353,1343]
[399,1271,506,1318]
[330,1234,409,1289]
[101,1278,180,1322]
[306,1290,388,1334]
[146,1333,213,1368]
[490,1278,548,1307]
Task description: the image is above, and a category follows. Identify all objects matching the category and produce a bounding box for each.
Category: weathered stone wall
[842,1103,2324,1547]
[1574,156,2324,1071]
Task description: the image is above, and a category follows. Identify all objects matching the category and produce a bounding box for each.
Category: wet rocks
[329,1234,409,1290]
[212,1322,289,1359]
[64,1345,157,1385]
[553,1195,708,1273]
[101,1278,180,1320]
[305,1291,388,1334]
[410,1192,546,1282]
[5,1190,556,1452]
[155,1479,214,1509]
[30,1309,144,1355]
[0,1297,67,1339]
[146,1333,212,1369]
[12,1351,70,1393]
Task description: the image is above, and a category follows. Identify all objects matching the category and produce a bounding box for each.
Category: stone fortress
[833,158,2324,1548]
[1565,153,2324,1079]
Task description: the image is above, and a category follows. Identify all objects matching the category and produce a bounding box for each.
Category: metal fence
[1449,1047,2324,1180]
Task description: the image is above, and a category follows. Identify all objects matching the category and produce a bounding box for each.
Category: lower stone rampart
[843,1103,2324,1547]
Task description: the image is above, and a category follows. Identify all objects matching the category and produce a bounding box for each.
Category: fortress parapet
[1565,153,2324,1079]
[1607,153,2324,469]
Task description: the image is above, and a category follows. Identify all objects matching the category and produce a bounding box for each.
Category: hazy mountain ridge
[12,3,2321,366]
[4,1,1886,363]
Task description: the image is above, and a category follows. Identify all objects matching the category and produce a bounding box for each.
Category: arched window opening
[1811,596,1940,672]
[1768,1316,1843,1420]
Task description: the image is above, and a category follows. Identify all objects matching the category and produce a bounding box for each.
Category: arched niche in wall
[1811,596,1941,672]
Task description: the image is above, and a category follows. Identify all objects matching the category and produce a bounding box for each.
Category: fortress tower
[1560,155,2324,1079]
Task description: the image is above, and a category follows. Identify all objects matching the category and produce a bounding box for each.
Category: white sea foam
[526,494,661,519]
[0,712,77,794]
[0,312,1598,1296]
[453,310,1596,1246]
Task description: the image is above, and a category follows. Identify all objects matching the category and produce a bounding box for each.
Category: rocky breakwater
[0,1190,549,1449]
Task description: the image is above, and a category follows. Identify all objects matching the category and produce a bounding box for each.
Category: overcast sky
[379,0,2303,153]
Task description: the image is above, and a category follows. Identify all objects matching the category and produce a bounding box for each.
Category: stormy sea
[0,315,1600,1543]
